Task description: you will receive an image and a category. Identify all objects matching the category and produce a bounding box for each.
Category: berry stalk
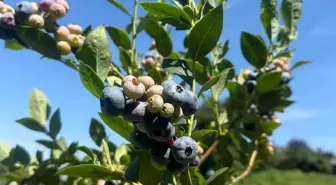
[130,0,138,73]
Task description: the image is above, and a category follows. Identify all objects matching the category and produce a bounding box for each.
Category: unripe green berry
[49,3,66,19]
[146,85,163,98]
[122,75,136,85]
[28,14,44,28]
[138,76,155,90]
[160,103,174,118]
[57,41,71,55]
[146,94,164,113]
[67,23,82,35]
[56,26,70,41]
[242,69,251,80]
[123,79,146,99]
[66,34,83,47]
[171,107,184,123]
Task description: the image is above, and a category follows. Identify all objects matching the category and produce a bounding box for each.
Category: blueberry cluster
[100,76,200,173]
[0,0,84,55]
[243,57,292,93]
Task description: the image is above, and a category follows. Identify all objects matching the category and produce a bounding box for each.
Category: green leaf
[76,146,95,161]
[76,25,112,81]
[107,0,131,16]
[107,76,122,86]
[215,59,235,78]
[197,68,231,97]
[275,99,295,112]
[184,59,209,85]
[261,121,281,135]
[204,168,228,185]
[17,27,61,60]
[11,145,30,166]
[36,140,59,150]
[101,140,113,168]
[211,68,232,99]
[226,81,248,110]
[90,119,107,147]
[162,59,193,85]
[191,130,218,140]
[125,157,140,182]
[114,144,128,164]
[139,2,192,30]
[98,113,133,142]
[240,32,268,68]
[82,25,92,37]
[118,47,132,70]
[49,109,61,139]
[5,40,24,50]
[56,164,123,179]
[291,60,311,71]
[212,41,229,66]
[36,150,43,163]
[79,64,105,99]
[57,137,67,151]
[256,72,282,93]
[188,4,223,61]
[29,88,49,126]
[15,117,46,133]
[257,90,282,112]
[0,143,11,161]
[260,0,279,41]
[148,68,163,85]
[106,26,131,50]
[145,18,172,57]
[139,154,163,185]
[281,0,302,40]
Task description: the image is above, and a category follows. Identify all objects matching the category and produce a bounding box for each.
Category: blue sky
[0,0,335,156]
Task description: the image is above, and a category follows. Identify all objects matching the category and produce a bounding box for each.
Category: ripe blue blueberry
[265,63,277,72]
[167,157,189,173]
[189,156,200,167]
[162,80,176,88]
[280,71,292,85]
[100,86,126,117]
[171,136,198,164]
[130,130,153,151]
[145,115,175,142]
[162,84,187,107]
[151,142,171,165]
[244,80,256,93]
[181,90,199,116]
[123,101,146,122]
[0,13,16,30]
[15,1,34,22]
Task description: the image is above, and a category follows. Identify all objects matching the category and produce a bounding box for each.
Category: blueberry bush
[0,0,310,184]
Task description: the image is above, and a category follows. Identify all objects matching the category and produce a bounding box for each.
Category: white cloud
[225,0,244,9]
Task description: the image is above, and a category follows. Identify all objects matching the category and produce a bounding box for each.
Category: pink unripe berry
[57,41,71,55]
[146,85,163,98]
[122,75,136,85]
[55,0,69,11]
[123,79,146,99]
[56,26,70,41]
[49,3,66,19]
[39,0,54,12]
[138,76,155,90]
[31,2,41,14]
[67,23,82,35]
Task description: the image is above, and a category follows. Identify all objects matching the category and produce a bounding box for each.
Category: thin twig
[230,150,258,184]
[199,140,219,165]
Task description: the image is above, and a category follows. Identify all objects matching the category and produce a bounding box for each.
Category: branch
[199,140,219,165]
[230,150,258,184]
